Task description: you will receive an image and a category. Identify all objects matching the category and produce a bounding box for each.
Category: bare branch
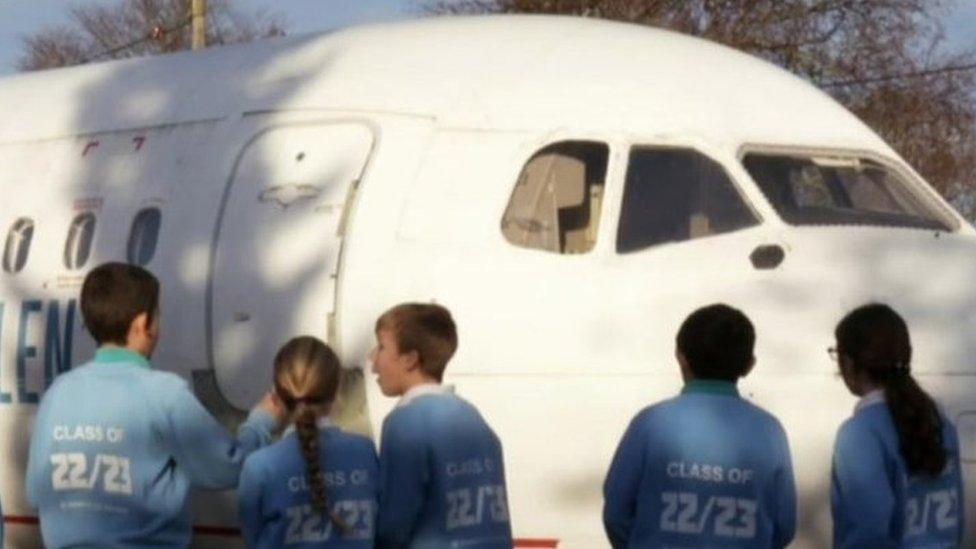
[18,0,287,71]
[422,0,976,215]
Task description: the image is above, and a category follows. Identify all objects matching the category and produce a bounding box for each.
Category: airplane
[0,14,973,548]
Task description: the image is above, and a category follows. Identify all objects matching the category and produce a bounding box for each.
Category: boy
[371,303,512,548]
[26,262,283,547]
[603,303,796,548]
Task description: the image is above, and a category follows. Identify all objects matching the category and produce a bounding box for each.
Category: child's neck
[401,375,439,395]
[100,342,149,358]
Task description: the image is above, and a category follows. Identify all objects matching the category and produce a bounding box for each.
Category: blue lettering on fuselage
[17,300,43,404]
[1,299,78,405]
[45,299,76,386]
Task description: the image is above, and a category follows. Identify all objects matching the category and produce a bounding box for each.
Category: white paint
[0,15,974,548]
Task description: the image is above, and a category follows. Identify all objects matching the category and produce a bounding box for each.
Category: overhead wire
[70,5,976,88]
[819,62,976,88]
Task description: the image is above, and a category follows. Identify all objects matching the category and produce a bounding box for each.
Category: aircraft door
[209,124,373,410]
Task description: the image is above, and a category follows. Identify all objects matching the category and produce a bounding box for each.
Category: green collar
[94,347,150,369]
[681,379,739,397]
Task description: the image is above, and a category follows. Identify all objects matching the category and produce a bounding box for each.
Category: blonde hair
[375,303,458,382]
[273,337,342,521]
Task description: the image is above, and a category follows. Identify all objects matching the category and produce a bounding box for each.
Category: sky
[0,0,973,74]
[0,0,415,74]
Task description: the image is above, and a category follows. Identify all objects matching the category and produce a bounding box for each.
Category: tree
[18,0,286,71]
[427,0,976,217]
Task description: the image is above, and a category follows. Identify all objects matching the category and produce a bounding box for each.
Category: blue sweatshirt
[376,384,512,548]
[831,391,964,548]
[603,380,797,549]
[26,348,276,548]
[237,417,379,548]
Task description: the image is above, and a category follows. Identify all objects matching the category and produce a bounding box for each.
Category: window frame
[64,211,97,270]
[738,144,961,232]
[614,143,763,254]
[499,138,616,256]
[127,207,162,266]
[2,217,35,275]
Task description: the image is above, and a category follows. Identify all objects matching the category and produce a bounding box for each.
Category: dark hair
[273,337,346,529]
[676,304,755,382]
[80,262,159,345]
[835,303,946,476]
[375,303,458,382]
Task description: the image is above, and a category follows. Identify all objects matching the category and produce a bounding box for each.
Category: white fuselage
[0,16,974,548]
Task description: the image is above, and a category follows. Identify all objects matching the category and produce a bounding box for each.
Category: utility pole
[191,0,207,50]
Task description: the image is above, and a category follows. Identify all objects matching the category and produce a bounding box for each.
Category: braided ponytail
[273,337,347,531]
[835,304,946,476]
[295,403,329,513]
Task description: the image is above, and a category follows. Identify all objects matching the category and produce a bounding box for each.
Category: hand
[256,390,288,430]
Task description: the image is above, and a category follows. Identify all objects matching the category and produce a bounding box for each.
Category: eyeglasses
[827,347,839,362]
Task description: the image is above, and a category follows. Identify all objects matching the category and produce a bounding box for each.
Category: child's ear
[404,349,421,371]
[675,349,691,382]
[129,312,150,338]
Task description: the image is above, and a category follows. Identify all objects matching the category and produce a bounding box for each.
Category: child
[237,336,379,547]
[371,303,512,548]
[26,262,283,547]
[831,304,964,547]
[603,303,796,548]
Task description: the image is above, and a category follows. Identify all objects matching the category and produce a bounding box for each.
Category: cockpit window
[64,212,96,270]
[742,153,953,230]
[3,218,34,274]
[501,141,609,254]
[127,208,161,266]
[617,147,759,253]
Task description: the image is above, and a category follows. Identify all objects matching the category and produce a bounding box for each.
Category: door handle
[259,184,321,208]
[750,244,785,270]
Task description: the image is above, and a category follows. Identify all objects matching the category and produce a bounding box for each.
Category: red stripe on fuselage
[513,539,560,547]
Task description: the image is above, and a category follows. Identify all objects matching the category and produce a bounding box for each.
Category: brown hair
[81,262,159,345]
[835,304,946,476]
[375,303,458,381]
[273,336,344,524]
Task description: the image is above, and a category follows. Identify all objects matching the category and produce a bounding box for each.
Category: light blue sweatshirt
[376,385,512,548]
[603,380,797,548]
[831,391,964,548]
[26,347,275,548]
[237,417,379,548]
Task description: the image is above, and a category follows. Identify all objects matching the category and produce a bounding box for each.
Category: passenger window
[127,208,161,266]
[64,212,96,270]
[501,141,609,254]
[617,148,758,253]
[3,218,35,274]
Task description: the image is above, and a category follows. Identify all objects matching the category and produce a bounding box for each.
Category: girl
[831,304,964,548]
[238,336,379,547]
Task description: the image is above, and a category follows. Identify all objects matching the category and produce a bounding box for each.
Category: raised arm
[163,378,277,490]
